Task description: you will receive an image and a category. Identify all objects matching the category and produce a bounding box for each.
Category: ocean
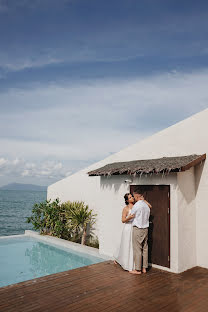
[0,190,47,237]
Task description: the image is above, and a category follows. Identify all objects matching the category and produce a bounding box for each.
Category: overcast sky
[0,0,208,187]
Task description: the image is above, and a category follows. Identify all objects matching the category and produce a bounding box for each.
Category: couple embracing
[114,190,151,274]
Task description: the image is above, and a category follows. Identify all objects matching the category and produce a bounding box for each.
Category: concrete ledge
[0,234,26,239]
[25,230,112,260]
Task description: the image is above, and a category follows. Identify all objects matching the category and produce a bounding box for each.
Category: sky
[0,0,208,187]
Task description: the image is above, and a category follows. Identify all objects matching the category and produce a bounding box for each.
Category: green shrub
[61,201,97,245]
[85,236,99,249]
[27,199,97,246]
[27,198,66,237]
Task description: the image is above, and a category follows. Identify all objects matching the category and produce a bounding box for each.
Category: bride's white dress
[114,209,134,271]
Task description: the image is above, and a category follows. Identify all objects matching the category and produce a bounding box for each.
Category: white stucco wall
[195,162,208,269]
[177,167,196,273]
[48,108,208,272]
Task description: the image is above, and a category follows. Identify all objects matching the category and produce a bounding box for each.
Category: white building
[48,108,208,273]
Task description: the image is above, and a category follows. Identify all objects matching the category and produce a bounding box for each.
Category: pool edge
[24,230,112,261]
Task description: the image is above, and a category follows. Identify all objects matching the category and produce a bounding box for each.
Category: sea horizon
[0,189,47,237]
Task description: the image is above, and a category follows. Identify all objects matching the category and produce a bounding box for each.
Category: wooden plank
[0,263,208,312]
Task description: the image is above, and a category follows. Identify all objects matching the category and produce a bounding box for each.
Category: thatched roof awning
[88,154,206,176]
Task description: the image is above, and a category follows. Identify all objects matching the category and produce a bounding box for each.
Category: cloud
[1,1,208,73]
[0,157,66,180]
[2,57,62,72]
[12,158,21,165]
[0,68,208,186]
[0,157,8,167]
[21,160,64,178]
[0,53,145,73]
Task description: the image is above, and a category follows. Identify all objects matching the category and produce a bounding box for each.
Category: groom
[130,190,150,275]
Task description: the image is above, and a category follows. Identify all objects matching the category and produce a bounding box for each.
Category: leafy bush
[27,198,67,237]
[63,201,96,245]
[27,199,97,246]
[85,236,99,249]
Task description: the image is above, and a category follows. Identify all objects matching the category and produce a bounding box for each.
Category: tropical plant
[85,236,99,249]
[27,198,66,237]
[27,199,98,246]
[63,201,97,245]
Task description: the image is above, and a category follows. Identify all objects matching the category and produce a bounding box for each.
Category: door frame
[130,184,171,268]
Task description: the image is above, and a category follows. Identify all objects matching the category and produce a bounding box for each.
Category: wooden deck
[0,262,208,312]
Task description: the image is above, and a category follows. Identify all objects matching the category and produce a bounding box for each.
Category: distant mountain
[0,183,47,191]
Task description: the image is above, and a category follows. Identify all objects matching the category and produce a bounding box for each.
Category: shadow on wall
[177,160,205,205]
[100,173,177,194]
[195,161,205,194]
[100,175,127,193]
[178,173,195,205]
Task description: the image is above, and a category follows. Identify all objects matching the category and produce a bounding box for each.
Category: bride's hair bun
[124,193,130,205]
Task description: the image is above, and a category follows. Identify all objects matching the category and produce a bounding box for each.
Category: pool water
[0,236,104,287]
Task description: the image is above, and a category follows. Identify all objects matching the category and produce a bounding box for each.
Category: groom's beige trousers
[132,226,148,270]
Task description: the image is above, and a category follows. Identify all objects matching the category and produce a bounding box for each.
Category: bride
[114,192,152,272]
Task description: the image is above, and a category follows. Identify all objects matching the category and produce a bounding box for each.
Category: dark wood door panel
[130,185,170,268]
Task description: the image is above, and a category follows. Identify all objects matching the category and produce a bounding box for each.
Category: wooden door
[130,185,170,268]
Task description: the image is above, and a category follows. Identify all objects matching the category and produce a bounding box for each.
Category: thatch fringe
[88,154,206,176]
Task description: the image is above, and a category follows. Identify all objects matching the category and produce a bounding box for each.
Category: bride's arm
[144,200,152,209]
[122,207,135,223]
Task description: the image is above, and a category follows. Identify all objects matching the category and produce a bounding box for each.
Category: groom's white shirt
[131,200,150,228]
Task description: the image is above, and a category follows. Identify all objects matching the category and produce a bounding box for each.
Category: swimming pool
[0,235,106,287]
